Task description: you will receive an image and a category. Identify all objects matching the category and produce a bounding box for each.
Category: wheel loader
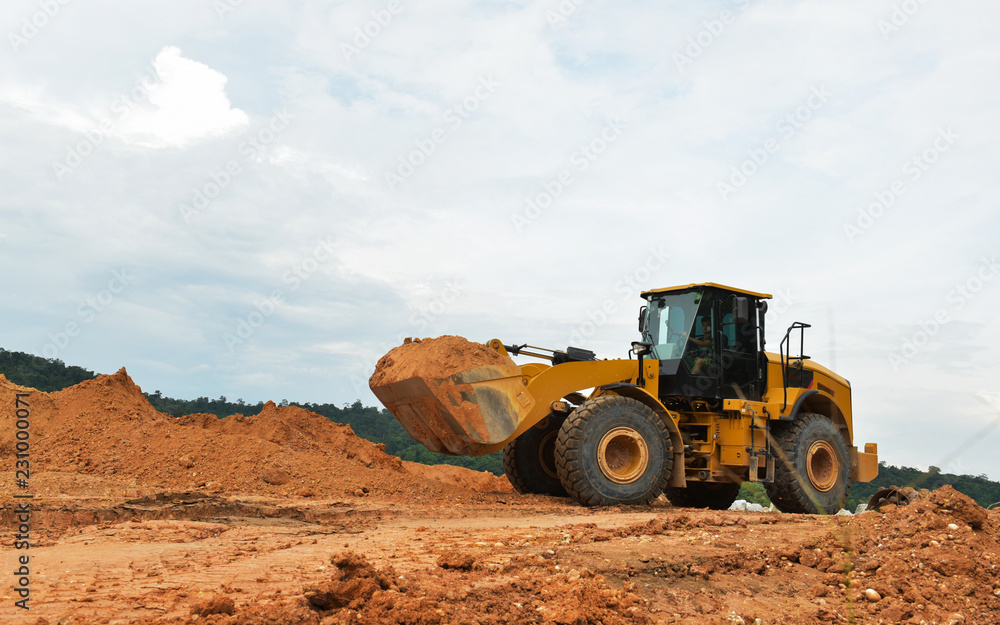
[370,283,879,514]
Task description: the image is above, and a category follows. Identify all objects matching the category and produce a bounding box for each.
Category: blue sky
[2,0,998,479]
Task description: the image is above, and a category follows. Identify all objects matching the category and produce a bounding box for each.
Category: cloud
[114,46,249,148]
[1,1,999,481]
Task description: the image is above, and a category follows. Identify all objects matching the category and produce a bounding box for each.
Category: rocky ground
[2,372,999,624]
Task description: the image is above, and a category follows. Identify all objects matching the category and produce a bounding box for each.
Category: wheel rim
[537,431,559,479]
[597,427,649,484]
[806,440,838,492]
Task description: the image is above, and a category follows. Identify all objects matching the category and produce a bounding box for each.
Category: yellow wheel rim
[597,427,649,484]
[806,440,838,492]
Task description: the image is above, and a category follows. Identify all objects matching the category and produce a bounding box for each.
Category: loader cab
[639,283,770,406]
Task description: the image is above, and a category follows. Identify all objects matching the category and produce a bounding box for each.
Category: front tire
[555,396,672,506]
[665,482,741,510]
[503,414,567,496]
[765,413,850,514]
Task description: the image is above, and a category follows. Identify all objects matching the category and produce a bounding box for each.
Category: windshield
[643,292,702,360]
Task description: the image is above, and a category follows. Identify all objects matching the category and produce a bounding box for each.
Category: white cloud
[114,46,248,148]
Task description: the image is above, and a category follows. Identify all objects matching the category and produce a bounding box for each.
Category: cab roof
[640,282,773,300]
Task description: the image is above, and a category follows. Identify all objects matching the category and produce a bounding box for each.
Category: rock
[799,549,820,568]
[191,595,235,616]
[854,503,869,514]
[262,469,291,485]
[778,545,798,560]
[178,455,195,469]
[729,500,748,511]
[931,554,975,577]
[864,588,881,602]
[836,509,853,516]
[947,523,959,531]
[928,485,987,530]
[305,577,379,610]
[436,551,476,571]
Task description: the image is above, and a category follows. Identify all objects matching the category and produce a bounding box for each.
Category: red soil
[0,369,512,502]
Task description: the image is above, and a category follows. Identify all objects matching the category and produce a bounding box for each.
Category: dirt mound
[369,335,512,387]
[0,369,508,503]
[739,485,1000,624]
[404,461,514,494]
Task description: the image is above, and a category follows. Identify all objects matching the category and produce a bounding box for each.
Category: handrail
[779,322,812,412]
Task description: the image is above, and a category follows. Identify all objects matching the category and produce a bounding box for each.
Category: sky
[1,0,998,479]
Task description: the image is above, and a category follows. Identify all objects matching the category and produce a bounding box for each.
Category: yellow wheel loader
[370,283,879,514]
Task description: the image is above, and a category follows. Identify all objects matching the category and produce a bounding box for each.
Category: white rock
[865,588,881,602]
[855,503,869,514]
[836,509,853,516]
[729,500,748,511]
[947,523,960,531]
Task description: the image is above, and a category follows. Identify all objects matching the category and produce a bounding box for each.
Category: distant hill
[3,348,998,506]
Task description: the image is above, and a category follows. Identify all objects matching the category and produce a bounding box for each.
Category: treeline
[2,348,998,503]
[0,349,98,391]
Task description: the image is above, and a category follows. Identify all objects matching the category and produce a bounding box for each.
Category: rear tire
[502,414,567,496]
[765,413,850,514]
[665,482,741,510]
[555,395,672,506]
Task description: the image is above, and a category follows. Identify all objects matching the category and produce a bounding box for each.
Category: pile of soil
[682,485,1000,624]
[0,369,511,502]
[368,336,525,455]
[369,336,513,388]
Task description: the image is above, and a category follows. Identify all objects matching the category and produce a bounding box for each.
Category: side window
[722,313,736,349]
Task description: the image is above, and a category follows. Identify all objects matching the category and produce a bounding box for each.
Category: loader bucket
[369,337,535,456]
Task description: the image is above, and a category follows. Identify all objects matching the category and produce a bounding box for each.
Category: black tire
[555,396,673,506]
[765,413,850,515]
[665,482,741,510]
[503,414,567,496]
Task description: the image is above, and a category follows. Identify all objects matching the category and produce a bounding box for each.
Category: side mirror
[734,297,750,324]
[757,300,768,314]
[637,305,647,333]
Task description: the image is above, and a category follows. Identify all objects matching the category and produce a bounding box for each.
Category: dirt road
[3,487,999,624]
